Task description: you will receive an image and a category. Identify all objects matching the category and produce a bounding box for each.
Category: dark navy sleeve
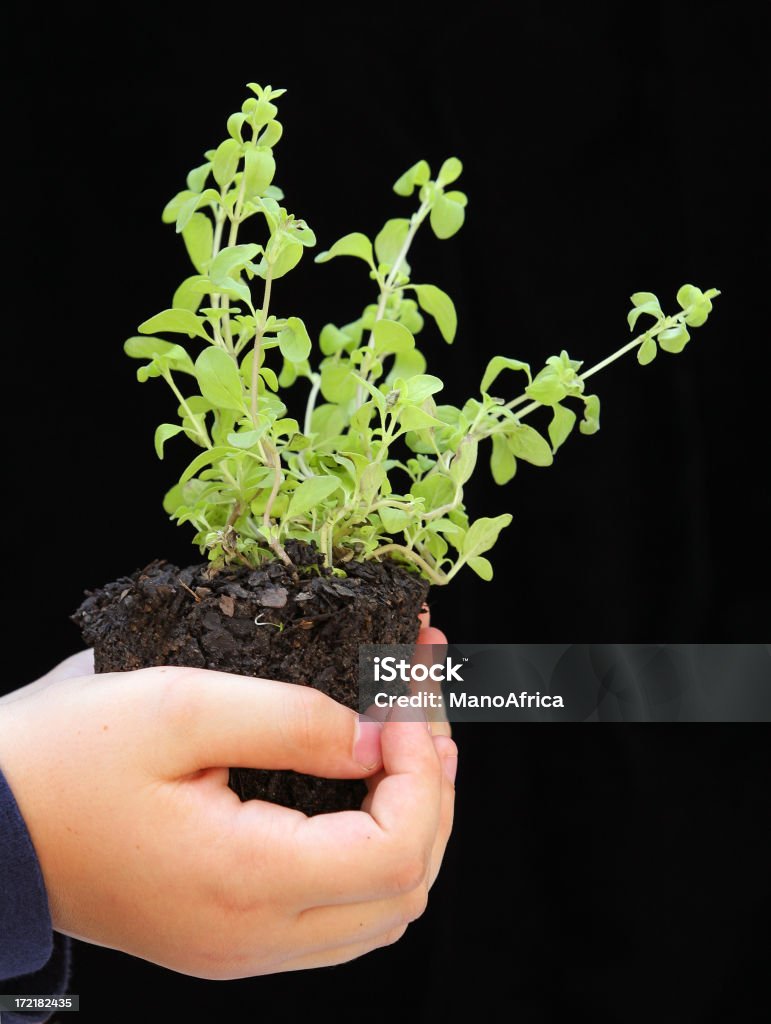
[1,767,71,1023]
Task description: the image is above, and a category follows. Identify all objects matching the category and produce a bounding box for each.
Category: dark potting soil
[73,542,428,815]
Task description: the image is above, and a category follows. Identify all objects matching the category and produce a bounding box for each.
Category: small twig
[178,580,201,603]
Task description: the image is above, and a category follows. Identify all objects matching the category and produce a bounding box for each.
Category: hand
[414,606,451,737]
[0,626,456,979]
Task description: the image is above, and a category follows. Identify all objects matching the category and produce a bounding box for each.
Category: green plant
[126,83,720,584]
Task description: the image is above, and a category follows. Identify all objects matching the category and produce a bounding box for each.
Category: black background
[6,1,770,1020]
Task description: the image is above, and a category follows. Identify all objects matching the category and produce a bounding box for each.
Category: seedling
[126,83,719,584]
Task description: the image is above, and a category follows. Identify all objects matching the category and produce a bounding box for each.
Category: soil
[73,542,428,815]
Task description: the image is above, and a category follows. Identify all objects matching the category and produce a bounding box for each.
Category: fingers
[43,649,95,681]
[248,716,446,907]
[413,621,451,737]
[428,734,457,887]
[0,649,95,705]
[271,929,409,973]
[294,886,426,958]
[146,668,382,780]
[264,728,456,935]
[366,717,442,844]
[417,625,448,646]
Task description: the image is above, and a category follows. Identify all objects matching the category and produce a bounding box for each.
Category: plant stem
[354,198,431,405]
[297,374,321,478]
[250,267,274,426]
[209,202,228,313]
[303,373,321,436]
[371,543,447,585]
[496,321,678,426]
[262,445,291,565]
[162,371,211,449]
[226,500,242,529]
[383,198,431,293]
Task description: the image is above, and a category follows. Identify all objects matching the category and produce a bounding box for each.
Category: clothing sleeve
[1,767,71,1023]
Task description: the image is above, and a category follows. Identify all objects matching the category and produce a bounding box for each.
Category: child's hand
[0,646,456,978]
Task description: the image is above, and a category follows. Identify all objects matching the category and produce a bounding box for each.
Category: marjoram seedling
[126,84,719,584]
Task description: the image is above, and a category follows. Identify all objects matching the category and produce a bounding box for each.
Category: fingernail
[443,754,458,785]
[354,716,382,770]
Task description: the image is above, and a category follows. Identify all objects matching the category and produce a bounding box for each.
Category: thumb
[147,667,382,780]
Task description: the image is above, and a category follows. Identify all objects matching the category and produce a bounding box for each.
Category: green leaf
[186,163,211,193]
[267,238,303,279]
[676,284,704,310]
[243,146,276,197]
[372,319,415,355]
[182,212,213,274]
[399,405,443,430]
[684,305,711,328]
[278,317,311,362]
[637,335,658,365]
[311,403,347,441]
[490,433,516,484]
[360,463,386,501]
[579,395,601,435]
[628,299,663,331]
[251,98,278,128]
[227,112,245,142]
[481,356,532,394]
[352,375,386,413]
[389,347,427,382]
[507,424,553,466]
[430,194,466,239]
[179,446,234,485]
[163,482,185,515]
[162,190,191,225]
[375,219,410,267]
[379,506,412,534]
[315,232,374,268]
[467,556,493,581]
[125,335,185,362]
[630,291,660,308]
[154,423,184,459]
[260,366,279,391]
[393,160,431,196]
[437,157,463,187]
[139,342,195,378]
[287,475,342,518]
[259,120,283,148]
[270,418,299,441]
[320,361,358,404]
[525,375,566,406]
[405,374,444,402]
[462,514,513,559]
[175,189,219,233]
[548,403,577,452]
[138,309,210,340]
[658,324,690,353]
[413,474,455,509]
[194,348,245,411]
[227,427,267,449]
[209,244,261,286]
[212,138,241,188]
[445,190,468,207]
[449,437,478,485]
[413,284,457,343]
[319,324,351,356]
[172,276,206,313]
[677,284,714,327]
